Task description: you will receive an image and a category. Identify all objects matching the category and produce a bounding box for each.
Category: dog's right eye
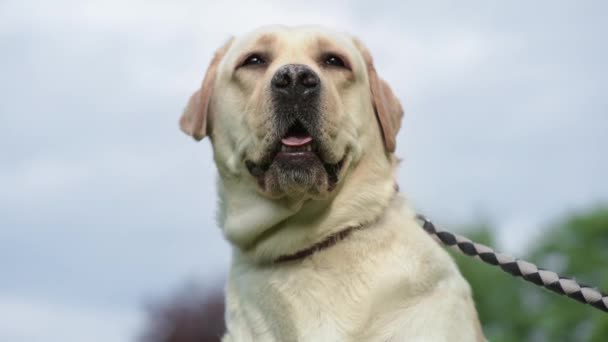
[240,54,267,67]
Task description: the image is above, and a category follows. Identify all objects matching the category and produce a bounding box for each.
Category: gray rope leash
[416,214,608,313]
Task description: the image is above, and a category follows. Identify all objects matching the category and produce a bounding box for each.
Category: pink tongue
[281,136,312,147]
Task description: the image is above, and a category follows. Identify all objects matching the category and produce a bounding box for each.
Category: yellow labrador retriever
[180,25,484,342]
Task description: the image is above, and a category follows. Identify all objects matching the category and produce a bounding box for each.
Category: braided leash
[416,214,608,313]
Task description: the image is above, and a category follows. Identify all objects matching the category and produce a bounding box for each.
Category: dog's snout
[271,64,320,96]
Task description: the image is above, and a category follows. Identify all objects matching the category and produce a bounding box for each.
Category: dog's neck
[217,149,398,264]
[273,224,362,263]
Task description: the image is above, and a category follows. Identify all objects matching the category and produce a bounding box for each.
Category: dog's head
[181,26,402,200]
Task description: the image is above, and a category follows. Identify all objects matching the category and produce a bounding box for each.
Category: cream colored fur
[181,25,484,341]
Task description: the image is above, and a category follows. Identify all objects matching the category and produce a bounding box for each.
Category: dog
[180,25,484,342]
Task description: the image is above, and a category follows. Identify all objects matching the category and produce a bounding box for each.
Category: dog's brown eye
[241,54,266,67]
[324,54,347,68]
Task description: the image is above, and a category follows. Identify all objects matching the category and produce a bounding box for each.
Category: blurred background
[1,0,606,341]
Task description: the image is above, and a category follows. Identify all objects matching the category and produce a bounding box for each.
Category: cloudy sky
[1,0,606,341]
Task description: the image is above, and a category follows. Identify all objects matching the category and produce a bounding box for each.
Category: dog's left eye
[241,54,267,67]
[324,54,347,68]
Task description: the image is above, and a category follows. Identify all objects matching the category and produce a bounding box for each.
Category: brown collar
[273,183,400,264]
[274,225,362,263]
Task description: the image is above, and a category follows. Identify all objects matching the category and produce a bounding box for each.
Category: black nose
[271,64,320,96]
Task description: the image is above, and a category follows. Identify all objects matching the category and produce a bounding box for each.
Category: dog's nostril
[273,72,291,89]
[300,71,319,88]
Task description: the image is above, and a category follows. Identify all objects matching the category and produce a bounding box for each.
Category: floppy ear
[180,38,234,141]
[353,39,404,152]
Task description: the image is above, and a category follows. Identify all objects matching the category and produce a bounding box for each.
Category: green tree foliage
[454,206,608,342]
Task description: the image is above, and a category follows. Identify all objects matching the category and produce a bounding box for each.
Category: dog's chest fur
[222,197,483,342]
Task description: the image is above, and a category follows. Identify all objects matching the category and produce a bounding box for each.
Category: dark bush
[139,282,225,342]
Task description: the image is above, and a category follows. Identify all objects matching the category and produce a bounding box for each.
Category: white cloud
[0,294,140,342]
[496,216,546,255]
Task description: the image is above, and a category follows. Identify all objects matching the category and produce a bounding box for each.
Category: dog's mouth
[245,121,345,196]
[279,121,314,151]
